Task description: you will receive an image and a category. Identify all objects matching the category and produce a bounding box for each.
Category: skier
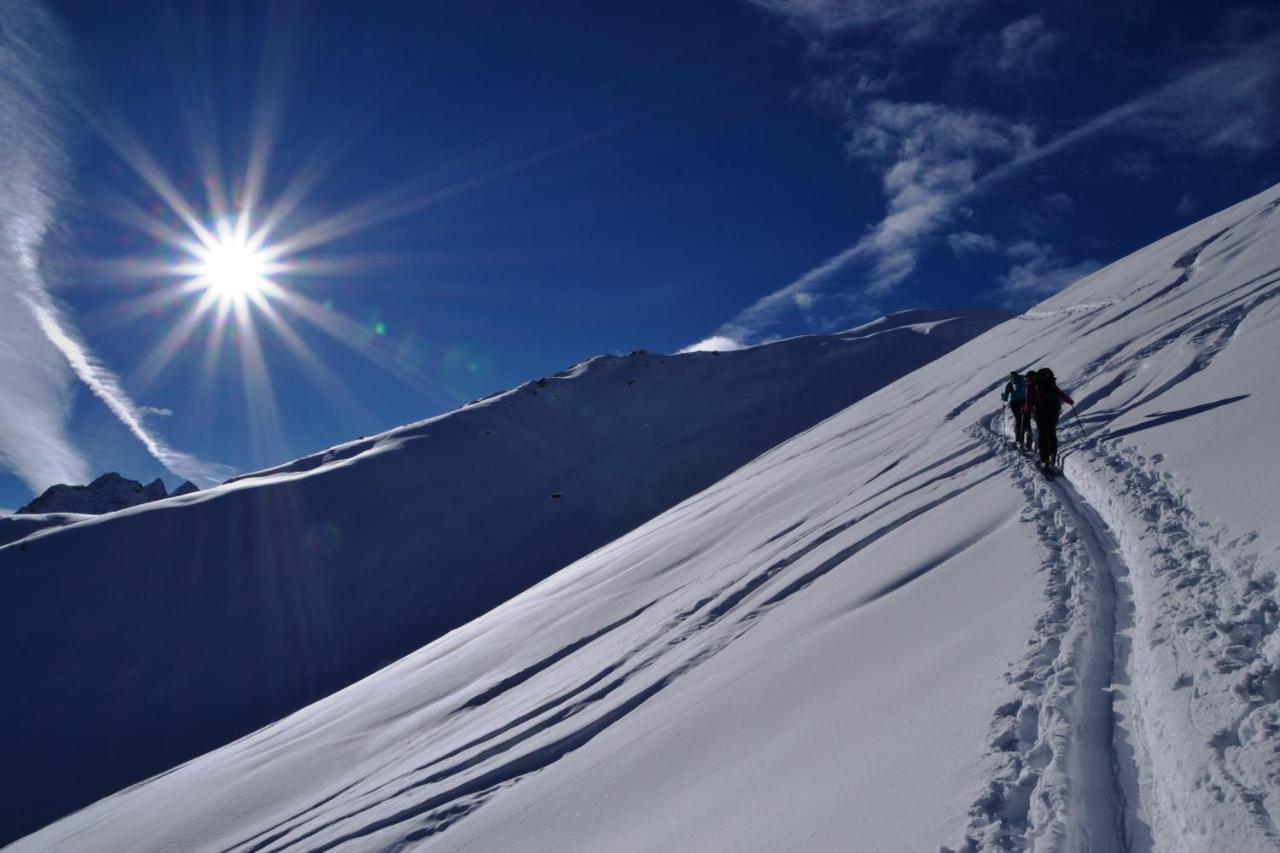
[1025,368,1074,473]
[1000,370,1029,450]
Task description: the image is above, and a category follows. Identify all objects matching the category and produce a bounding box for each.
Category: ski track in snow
[954,199,1280,852]
[258,195,1279,849]
[10,187,1280,852]
[235,215,1276,852]
[1070,443,1280,850]
[948,415,1141,853]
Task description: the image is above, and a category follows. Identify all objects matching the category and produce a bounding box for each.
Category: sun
[192,219,272,304]
[100,95,457,420]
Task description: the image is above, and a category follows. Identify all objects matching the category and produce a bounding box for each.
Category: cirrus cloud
[686,6,1280,350]
[0,0,230,493]
[746,0,986,42]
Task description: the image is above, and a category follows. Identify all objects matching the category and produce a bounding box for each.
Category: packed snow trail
[954,185,1280,851]
[950,415,1144,853]
[1065,443,1280,852]
[9,185,1280,851]
[1052,476,1141,853]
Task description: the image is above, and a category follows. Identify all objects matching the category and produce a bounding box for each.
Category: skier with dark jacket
[1000,371,1029,449]
[1025,368,1074,470]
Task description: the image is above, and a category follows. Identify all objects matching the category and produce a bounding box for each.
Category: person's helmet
[1009,371,1019,379]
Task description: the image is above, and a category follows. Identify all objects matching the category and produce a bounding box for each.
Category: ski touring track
[951,203,1280,852]
[1067,440,1280,852]
[956,384,1280,851]
[13,190,1279,852]
[947,412,1147,853]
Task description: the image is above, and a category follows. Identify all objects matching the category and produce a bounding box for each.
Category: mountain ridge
[16,472,198,515]
[0,309,1005,844]
[12,182,1277,851]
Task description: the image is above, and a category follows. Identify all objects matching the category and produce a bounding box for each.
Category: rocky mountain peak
[16,473,196,516]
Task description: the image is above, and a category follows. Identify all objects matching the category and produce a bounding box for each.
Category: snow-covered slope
[15,183,1278,853]
[0,511,89,546]
[0,309,1003,845]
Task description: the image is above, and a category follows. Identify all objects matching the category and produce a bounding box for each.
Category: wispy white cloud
[0,1,91,491]
[140,405,174,417]
[1121,35,1280,154]
[22,291,232,485]
[695,27,1280,348]
[977,32,1280,181]
[0,0,230,493]
[0,287,90,490]
[947,230,999,255]
[1041,192,1072,212]
[994,241,1100,307]
[708,100,1031,343]
[747,0,986,42]
[996,15,1056,73]
[1004,239,1049,260]
[836,100,1033,291]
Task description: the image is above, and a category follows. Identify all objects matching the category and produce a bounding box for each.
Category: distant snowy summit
[16,472,198,515]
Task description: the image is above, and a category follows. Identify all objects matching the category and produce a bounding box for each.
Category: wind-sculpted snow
[0,510,88,546]
[0,310,1003,845]
[10,184,1280,851]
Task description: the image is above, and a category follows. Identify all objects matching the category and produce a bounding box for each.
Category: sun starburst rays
[91,124,467,447]
[86,28,595,452]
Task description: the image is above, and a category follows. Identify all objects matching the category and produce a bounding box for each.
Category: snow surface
[0,310,1003,845]
[0,511,89,547]
[8,184,1280,851]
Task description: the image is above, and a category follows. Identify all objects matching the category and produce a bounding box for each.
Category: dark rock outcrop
[171,481,199,497]
[17,473,176,516]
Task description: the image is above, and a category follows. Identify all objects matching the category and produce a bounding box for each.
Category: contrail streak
[23,290,234,486]
[0,0,229,495]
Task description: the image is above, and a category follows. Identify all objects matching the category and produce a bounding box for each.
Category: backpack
[1034,370,1061,412]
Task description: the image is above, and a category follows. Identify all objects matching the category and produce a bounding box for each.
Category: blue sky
[0,0,1277,508]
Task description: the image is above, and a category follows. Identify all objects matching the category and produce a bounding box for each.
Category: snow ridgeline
[0,511,89,547]
[0,309,1004,846]
[9,185,1280,851]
